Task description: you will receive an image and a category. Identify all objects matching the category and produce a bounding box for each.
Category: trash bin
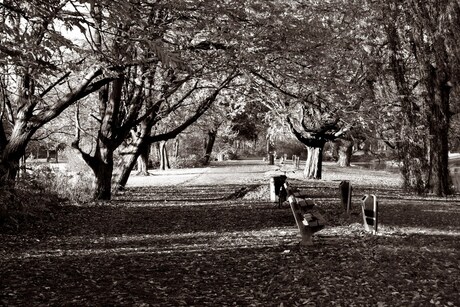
[270,175,287,202]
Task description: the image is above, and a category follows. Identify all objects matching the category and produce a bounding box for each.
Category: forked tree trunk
[304,145,324,179]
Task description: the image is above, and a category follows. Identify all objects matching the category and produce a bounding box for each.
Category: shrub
[0,180,62,233]
[171,154,203,168]
[24,148,94,203]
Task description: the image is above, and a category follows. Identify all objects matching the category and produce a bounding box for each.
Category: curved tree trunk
[0,120,35,186]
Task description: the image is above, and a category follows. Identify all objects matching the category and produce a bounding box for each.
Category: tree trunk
[337,139,353,167]
[159,141,170,170]
[87,77,122,201]
[92,148,113,200]
[116,150,138,190]
[203,129,217,165]
[0,120,34,186]
[115,121,154,190]
[426,63,451,195]
[304,144,324,179]
[174,138,180,158]
[136,145,150,176]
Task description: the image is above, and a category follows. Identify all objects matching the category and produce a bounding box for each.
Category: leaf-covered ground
[1,161,460,306]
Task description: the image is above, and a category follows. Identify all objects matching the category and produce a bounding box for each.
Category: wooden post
[339,180,352,213]
[361,194,378,234]
[269,175,287,203]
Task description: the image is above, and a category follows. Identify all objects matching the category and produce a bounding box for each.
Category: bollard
[361,194,378,234]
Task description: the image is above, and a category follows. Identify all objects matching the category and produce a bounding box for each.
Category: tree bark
[304,144,324,179]
[136,145,150,176]
[115,135,151,190]
[116,151,138,190]
[159,141,170,170]
[174,138,180,158]
[0,118,35,185]
[203,129,217,165]
[92,152,114,200]
[337,138,353,167]
[425,61,451,195]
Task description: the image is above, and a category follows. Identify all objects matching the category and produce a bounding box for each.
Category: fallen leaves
[1,178,460,306]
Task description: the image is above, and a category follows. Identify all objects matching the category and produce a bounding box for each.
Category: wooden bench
[283,182,326,246]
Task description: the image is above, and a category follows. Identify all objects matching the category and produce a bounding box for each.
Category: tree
[0,1,114,187]
[69,0,199,199]
[114,72,238,190]
[366,0,460,195]
[226,0,366,178]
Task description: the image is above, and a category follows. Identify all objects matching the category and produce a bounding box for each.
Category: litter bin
[270,175,287,202]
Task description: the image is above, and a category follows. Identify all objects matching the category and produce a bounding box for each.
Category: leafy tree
[366,0,460,195]
[0,1,114,187]
[229,0,365,178]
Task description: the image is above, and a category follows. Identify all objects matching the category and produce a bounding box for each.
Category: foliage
[170,154,203,169]
[0,176,62,233]
[362,0,460,195]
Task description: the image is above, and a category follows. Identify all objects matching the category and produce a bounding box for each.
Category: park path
[126,159,286,187]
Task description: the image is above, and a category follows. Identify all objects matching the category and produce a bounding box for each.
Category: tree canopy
[1,0,459,196]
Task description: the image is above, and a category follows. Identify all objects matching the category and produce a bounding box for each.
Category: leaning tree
[0,1,117,187]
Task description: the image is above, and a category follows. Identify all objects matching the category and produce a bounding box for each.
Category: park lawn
[1,163,460,306]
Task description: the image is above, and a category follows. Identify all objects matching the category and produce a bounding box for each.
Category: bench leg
[299,227,314,246]
[288,196,314,246]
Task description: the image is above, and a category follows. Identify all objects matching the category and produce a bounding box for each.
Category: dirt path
[126,159,404,189]
[126,159,282,187]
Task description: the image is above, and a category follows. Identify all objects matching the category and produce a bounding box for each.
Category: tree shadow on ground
[1,182,460,306]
